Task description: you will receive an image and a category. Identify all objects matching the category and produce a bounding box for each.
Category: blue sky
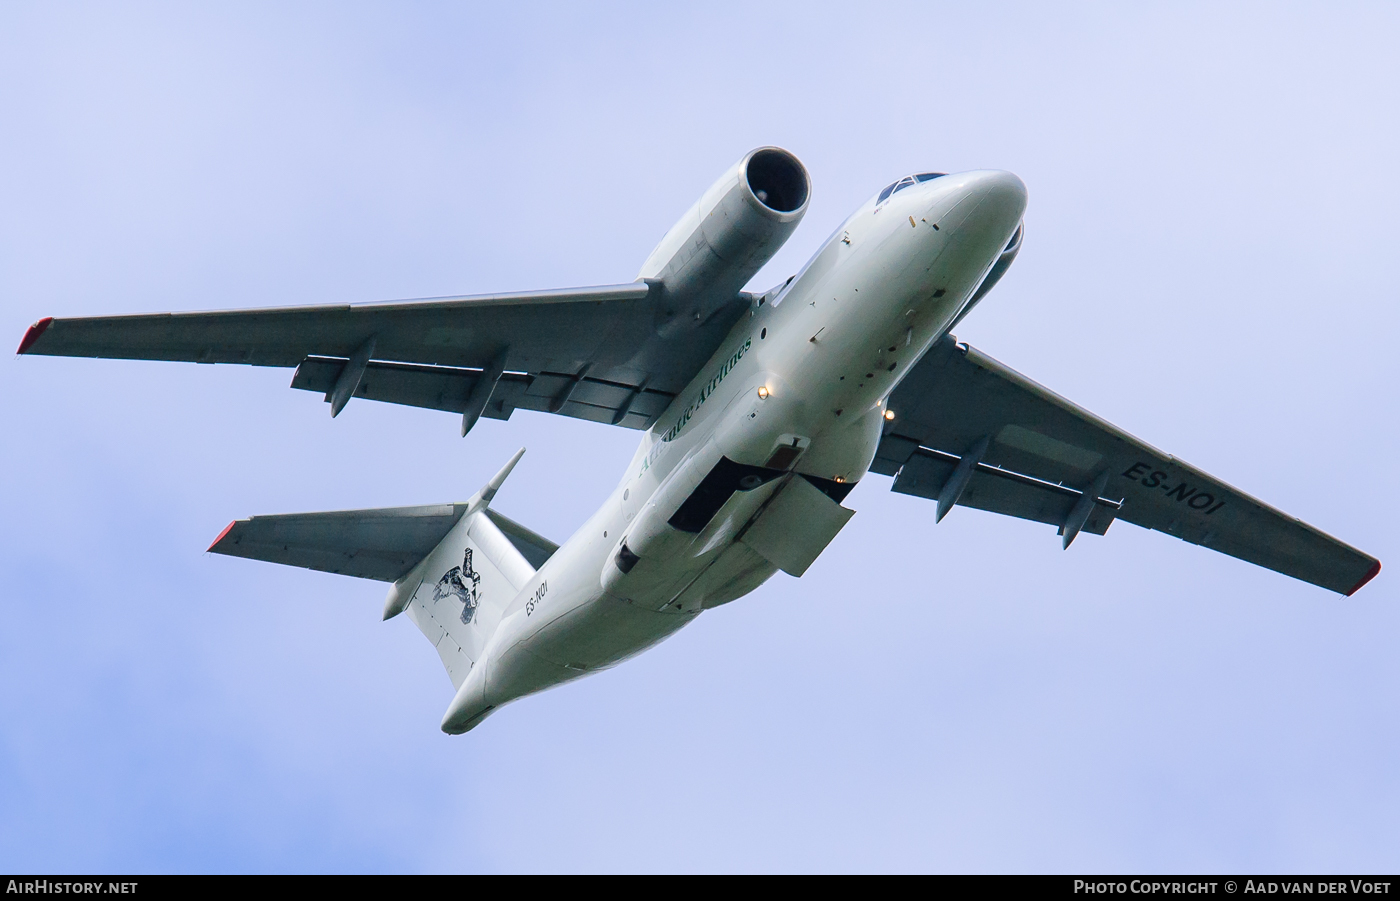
[1,1,1396,873]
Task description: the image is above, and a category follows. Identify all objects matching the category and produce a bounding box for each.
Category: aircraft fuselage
[441,169,1027,732]
[20,148,1377,735]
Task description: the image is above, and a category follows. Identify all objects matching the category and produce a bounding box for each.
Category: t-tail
[208,447,556,733]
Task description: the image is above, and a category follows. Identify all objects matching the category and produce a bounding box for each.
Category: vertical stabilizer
[402,509,533,687]
[392,448,548,690]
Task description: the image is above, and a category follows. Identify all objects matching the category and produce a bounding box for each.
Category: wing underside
[287,356,675,430]
[17,282,747,431]
[878,335,1379,595]
[209,505,557,583]
[20,283,1377,593]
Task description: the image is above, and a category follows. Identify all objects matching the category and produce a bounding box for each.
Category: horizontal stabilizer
[485,508,558,571]
[209,505,556,583]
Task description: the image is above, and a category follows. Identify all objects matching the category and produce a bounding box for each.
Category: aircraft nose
[964,169,1027,219]
[933,170,1026,243]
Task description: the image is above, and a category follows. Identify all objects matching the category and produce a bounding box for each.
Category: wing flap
[880,335,1379,594]
[891,447,1118,536]
[289,356,676,429]
[292,357,486,415]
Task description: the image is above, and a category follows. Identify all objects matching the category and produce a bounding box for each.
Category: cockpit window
[879,172,947,205]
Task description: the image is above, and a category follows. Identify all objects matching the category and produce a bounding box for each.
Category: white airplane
[18,148,1380,733]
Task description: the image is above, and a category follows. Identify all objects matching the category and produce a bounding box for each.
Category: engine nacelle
[639,147,810,335]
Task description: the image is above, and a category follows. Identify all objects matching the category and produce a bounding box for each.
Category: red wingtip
[207,521,237,552]
[16,317,53,354]
[1345,560,1381,596]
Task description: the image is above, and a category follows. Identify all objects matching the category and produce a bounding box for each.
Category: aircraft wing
[875,335,1380,595]
[16,282,733,430]
[208,504,557,582]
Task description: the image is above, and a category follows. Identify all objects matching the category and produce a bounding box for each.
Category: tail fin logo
[433,548,483,624]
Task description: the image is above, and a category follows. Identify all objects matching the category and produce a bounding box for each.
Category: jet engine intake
[640,147,810,335]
